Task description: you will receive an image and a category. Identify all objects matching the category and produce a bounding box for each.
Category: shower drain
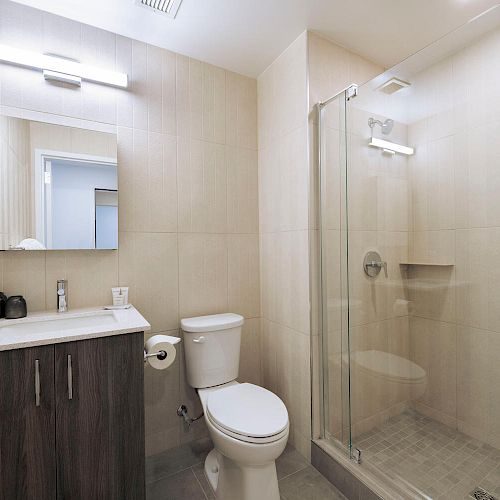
[469,487,498,500]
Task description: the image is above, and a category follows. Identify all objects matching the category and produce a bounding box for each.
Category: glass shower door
[318,86,354,454]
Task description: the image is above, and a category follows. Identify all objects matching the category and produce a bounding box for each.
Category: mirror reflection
[0,116,118,250]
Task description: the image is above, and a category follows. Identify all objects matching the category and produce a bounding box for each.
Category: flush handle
[192,336,206,344]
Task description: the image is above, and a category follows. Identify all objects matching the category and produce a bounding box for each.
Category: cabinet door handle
[67,355,73,400]
[35,359,40,407]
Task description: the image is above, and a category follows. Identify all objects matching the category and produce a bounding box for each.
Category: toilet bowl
[181,313,289,500]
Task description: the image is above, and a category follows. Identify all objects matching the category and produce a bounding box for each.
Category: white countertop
[0,305,151,351]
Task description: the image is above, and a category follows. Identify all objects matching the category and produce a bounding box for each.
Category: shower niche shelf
[399,262,454,267]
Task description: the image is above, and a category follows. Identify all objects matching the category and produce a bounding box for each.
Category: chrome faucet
[57,280,68,313]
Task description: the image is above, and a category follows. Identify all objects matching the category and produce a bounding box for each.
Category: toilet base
[205,449,220,492]
[204,448,281,500]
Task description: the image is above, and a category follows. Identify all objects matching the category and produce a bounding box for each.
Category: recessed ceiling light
[138,0,183,18]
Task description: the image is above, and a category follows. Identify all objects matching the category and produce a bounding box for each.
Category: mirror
[0,115,118,250]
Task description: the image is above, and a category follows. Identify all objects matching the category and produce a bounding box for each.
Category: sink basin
[0,310,118,337]
[0,305,150,351]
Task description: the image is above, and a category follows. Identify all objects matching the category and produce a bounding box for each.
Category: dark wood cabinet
[0,332,145,500]
[0,345,56,500]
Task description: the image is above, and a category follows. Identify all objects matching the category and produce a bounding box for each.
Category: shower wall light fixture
[369,137,414,155]
[0,44,128,88]
[368,117,414,155]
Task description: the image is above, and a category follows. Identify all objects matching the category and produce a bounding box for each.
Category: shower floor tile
[356,410,500,500]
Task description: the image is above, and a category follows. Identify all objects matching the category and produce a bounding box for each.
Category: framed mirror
[0,115,118,250]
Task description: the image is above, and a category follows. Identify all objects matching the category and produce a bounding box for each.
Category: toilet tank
[181,313,244,389]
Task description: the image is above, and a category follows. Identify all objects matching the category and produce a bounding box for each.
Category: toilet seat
[206,383,289,444]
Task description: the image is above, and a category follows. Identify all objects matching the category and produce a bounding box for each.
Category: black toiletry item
[0,292,6,318]
[5,295,27,319]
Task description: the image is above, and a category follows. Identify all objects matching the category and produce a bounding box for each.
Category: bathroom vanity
[0,307,150,499]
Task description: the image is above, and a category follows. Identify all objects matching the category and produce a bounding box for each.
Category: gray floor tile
[146,467,207,500]
[279,466,347,500]
[192,463,216,500]
[276,445,309,480]
[146,438,213,484]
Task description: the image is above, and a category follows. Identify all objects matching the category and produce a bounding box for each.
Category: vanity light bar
[369,137,414,156]
[0,44,128,88]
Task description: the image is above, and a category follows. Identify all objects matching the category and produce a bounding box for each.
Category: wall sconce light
[0,44,128,88]
[369,137,414,156]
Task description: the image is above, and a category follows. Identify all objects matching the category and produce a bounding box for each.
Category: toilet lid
[206,383,288,438]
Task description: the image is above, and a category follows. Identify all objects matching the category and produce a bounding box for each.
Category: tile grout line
[146,461,204,486]
[190,466,210,500]
[277,463,310,482]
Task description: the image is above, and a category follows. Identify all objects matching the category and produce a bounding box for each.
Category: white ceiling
[12,0,500,77]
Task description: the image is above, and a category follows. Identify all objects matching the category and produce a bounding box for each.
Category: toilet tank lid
[181,313,244,333]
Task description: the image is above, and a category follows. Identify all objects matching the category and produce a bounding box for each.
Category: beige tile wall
[258,31,311,460]
[258,31,383,460]
[406,26,500,449]
[0,0,259,456]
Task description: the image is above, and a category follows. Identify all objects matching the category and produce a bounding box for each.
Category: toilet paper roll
[145,335,180,370]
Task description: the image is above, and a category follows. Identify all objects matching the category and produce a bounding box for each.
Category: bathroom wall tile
[178,233,228,319]
[2,250,46,311]
[118,128,177,233]
[226,71,257,150]
[279,126,309,231]
[410,136,455,231]
[454,123,500,229]
[410,317,457,419]
[129,40,148,130]
[178,343,209,444]
[227,234,260,318]
[45,250,118,310]
[275,230,310,335]
[275,323,311,452]
[258,143,280,233]
[238,318,262,386]
[149,132,178,233]
[408,264,456,323]
[162,49,177,136]
[202,63,226,144]
[144,329,181,456]
[226,146,258,234]
[0,0,260,459]
[177,138,227,233]
[119,232,179,332]
[147,45,164,134]
[260,318,280,394]
[408,229,455,265]
[457,325,500,446]
[115,36,134,128]
[456,227,500,333]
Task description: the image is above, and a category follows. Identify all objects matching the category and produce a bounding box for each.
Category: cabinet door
[0,345,56,500]
[55,333,145,500]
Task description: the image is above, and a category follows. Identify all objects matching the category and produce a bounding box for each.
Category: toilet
[181,313,289,500]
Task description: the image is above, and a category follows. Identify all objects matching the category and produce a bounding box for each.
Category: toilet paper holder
[143,335,182,365]
[144,349,168,362]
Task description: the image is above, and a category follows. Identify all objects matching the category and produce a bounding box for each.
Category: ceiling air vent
[138,0,183,18]
[377,77,411,95]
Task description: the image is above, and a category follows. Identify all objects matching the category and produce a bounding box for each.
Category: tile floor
[146,438,347,500]
[356,410,500,500]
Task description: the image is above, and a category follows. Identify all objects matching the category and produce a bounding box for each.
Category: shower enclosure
[317,7,500,499]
